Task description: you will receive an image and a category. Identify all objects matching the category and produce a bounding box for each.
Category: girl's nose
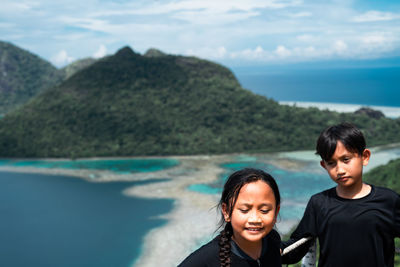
[248,211,262,223]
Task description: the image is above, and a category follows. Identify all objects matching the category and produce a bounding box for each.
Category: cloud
[93,44,107,58]
[2,0,400,67]
[93,0,302,16]
[0,1,35,13]
[289,11,312,18]
[296,34,315,42]
[216,46,227,58]
[51,50,75,67]
[87,0,303,27]
[275,45,291,57]
[352,11,399,22]
[171,10,260,25]
[0,22,15,29]
[333,40,348,54]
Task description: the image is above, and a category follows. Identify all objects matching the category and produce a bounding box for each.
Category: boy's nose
[336,163,346,175]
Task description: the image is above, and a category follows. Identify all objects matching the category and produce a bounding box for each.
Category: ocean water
[0,158,179,174]
[235,67,400,107]
[188,160,334,221]
[0,171,173,267]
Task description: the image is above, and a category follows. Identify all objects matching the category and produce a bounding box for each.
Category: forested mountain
[0,41,63,113]
[365,158,400,193]
[0,46,399,158]
[0,41,98,113]
[60,58,97,80]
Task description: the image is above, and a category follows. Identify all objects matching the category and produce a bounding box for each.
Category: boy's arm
[281,235,315,263]
[394,194,400,237]
[281,197,318,264]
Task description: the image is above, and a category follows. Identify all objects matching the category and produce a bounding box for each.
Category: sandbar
[1,147,399,267]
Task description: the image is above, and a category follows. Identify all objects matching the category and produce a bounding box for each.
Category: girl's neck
[336,182,371,199]
[232,235,262,260]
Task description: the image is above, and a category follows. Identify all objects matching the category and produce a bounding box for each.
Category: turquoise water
[0,171,173,267]
[0,158,179,174]
[188,159,335,220]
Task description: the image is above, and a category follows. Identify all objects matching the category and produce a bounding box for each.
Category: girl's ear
[221,203,230,222]
[274,205,280,222]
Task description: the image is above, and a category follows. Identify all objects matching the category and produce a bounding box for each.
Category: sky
[1,0,400,68]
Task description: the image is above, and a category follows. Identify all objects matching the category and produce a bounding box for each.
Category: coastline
[279,101,400,118]
[1,146,400,267]
[0,153,305,267]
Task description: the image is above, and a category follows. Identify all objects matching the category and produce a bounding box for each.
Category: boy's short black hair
[316,122,366,161]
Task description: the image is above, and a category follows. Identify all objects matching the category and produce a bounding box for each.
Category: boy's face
[320,141,370,189]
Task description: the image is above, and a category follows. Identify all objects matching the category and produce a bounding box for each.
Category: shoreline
[0,153,305,266]
[279,101,400,118]
[1,146,400,266]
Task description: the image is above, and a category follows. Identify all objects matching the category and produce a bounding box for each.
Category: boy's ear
[320,160,327,170]
[221,203,230,222]
[362,149,371,166]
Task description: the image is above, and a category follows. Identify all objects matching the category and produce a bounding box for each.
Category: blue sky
[1,0,400,68]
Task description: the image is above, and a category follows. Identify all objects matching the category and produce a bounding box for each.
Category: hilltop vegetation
[0,41,63,113]
[60,58,97,80]
[0,46,400,157]
[0,40,98,114]
[364,158,400,193]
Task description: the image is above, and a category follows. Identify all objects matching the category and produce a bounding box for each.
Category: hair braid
[219,222,233,267]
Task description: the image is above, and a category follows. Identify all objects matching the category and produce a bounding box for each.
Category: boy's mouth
[337,176,350,182]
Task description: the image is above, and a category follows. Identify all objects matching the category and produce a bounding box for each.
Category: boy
[281,122,400,266]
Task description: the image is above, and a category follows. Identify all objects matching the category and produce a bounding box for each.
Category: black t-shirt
[178,229,282,267]
[282,185,400,267]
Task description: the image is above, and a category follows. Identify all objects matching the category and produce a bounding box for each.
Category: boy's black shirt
[282,185,400,267]
[178,229,281,267]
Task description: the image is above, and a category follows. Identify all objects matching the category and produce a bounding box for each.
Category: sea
[0,159,177,267]
[2,66,400,266]
[0,157,336,267]
[234,66,400,109]
[188,160,335,221]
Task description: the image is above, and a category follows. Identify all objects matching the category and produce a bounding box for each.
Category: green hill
[364,157,400,264]
[364,158,400,193]
[0,41,64,114]
[0,41,99,114]
[60,57,97,80]
[0,46,400,158]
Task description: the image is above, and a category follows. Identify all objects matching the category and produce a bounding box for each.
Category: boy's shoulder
[371,184,400,200]
[309,184,400,203]
[373,184,398,193]
[310,187,336,201]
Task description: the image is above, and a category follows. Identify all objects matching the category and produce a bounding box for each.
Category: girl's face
[222,180,279,248]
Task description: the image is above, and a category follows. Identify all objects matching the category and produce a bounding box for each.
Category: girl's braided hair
[217,168,280,267]
[218,222,233,267]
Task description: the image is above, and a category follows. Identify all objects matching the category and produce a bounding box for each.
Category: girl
[179,168,281,267]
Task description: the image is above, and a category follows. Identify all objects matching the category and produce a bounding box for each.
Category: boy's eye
[239,209,249,213]
[343,157,350,162]
[260,209,270,214]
